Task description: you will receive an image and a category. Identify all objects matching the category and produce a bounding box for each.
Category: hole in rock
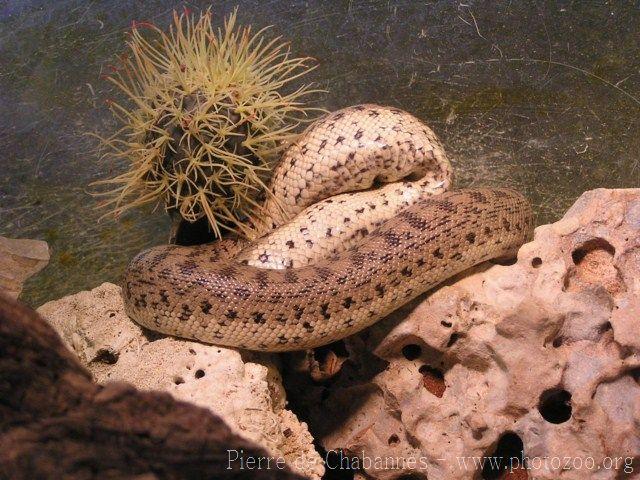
[388,434,400,445]
[531,257,542,268]
[173,376,185,385]
[94,349,118,365]
[481,432,526,480]
[566,238,622,295]
[401,344,422,360]
[598,321,613,334]
[631,368,640,384]
[571,238,615,264]
[194,369,205,379]
[419,365,445,398]
[538,388,572,424]
[551,337,563,348]
[108,312,116,318]
[441,320,452,328]
[446,333,460,348]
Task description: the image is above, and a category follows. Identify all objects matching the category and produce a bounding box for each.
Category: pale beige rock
[285,188,640,480]
[38,282,324,480]
[0,236,49,298]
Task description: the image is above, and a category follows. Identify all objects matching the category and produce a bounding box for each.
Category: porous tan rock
[38,282,323,480]
[285,188,640,480]
[0,236,49,298]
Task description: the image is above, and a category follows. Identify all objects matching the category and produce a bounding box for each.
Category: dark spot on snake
[383,232,401,247]
[319,139,327,150]
[484,226,491,235]
[355,207,364,214]
[320,303,331,319]
[219,265,238,278]
[201,300,212,314]
[286,240,295,249]
[278,334,288,344]
[276,313,287,324]
[354,129,364,140]
[303,322,314,332]
[233,286,251,299]
[347,152,355,160]
[159,290,170,305]
[315,267,333,280]
[401,266,412,277]
[503,218,511,231]
[466,232,476,244]
[134,294,147,308]
[433,248,444,259]
[335,135,345,144]
[179,304,192,322]
[342,297,355,309]
[380,252,393,264]
[284,270,298,283]
[450,252,463,261]
[416,258,426,267]
[253,312,266,324]
[343,217,351,223]
[294,305,304,320]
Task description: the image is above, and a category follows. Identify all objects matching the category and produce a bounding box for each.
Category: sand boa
[123,105,533,351]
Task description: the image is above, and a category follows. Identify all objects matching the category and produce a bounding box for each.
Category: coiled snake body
[123,105,533,351]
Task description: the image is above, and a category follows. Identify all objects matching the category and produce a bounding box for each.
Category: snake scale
[123,105,533,351]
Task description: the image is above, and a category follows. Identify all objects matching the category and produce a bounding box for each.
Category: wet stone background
[1,1,638,306]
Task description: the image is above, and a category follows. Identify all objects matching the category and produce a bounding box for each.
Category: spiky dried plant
[92,8,321,238]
